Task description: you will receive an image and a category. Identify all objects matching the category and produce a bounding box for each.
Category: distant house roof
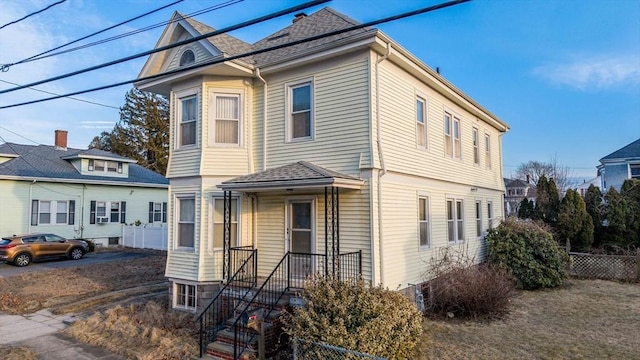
[505,179,529,188]
[0,143,168,187]
[600,138,640,162]
[219,161,363,191]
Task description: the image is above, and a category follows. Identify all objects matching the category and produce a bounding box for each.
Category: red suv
[0,233,90,267]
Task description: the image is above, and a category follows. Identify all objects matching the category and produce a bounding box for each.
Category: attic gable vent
[180,49,195,66]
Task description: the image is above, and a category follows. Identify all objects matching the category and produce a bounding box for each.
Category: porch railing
[228,251,362,359]
[196,247,257,357]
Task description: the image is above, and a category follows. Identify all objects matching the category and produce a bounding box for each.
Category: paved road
[0,250,149,278]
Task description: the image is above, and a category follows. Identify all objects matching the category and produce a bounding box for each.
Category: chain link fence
[292,338,386,360]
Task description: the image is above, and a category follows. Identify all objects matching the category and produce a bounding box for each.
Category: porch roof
[218,161,364,192]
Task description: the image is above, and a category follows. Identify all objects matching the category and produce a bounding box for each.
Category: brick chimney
[55,130,68,150]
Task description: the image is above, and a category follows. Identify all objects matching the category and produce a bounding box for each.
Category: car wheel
[69,247,84,260]
[14,253,31,267]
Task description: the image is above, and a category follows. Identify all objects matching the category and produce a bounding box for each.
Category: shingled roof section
[252,7,372,66]
[600,138,640,162]
[180,13,254,63]
[0,143,168,186]
[219,161,363,191]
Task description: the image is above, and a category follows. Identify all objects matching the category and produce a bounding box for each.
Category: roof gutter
[0,175,169,188]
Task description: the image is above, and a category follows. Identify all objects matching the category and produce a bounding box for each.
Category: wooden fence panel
[568,251,640,281]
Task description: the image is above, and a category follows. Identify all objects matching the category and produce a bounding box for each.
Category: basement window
[174,282,197,311]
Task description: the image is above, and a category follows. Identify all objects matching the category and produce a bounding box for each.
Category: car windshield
[45,234,64,242]
[0,239,11,245]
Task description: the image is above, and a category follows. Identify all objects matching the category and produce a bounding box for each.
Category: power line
[0,0,471,109]
[0,0,184,72]
[0,0,66,30]
[0,126,41,145]
[0,0,331,95]
[0,80,119,109]
[3,0,243,69]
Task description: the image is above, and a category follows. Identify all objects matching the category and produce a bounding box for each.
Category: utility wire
[0,126,41,145]
[0,0,66,30]
[0,0,471,109]
[0,0,184,72]
[3,0,242,69]
[0,0,331,95]
[0,80,119,109]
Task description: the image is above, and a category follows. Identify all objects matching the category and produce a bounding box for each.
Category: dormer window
[89,159,123,174]
[180,50,195,66]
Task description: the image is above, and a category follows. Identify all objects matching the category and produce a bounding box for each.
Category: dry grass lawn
[0,250,166,314]
[63,300,198,360]
[0,345,37,360]
[419,279,640,359]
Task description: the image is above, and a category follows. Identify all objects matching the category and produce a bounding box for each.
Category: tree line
[517,177,640,252]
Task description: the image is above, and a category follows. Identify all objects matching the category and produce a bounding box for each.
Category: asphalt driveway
[0,250,150,278]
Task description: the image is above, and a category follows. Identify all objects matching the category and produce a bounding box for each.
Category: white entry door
[287,199,315,280]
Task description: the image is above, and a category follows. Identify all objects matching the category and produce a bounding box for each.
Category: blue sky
[0,0,638,180]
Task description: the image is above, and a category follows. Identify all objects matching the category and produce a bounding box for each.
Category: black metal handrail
[338,250,362,281]
[196,247,257,357]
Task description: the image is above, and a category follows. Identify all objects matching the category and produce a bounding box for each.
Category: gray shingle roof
[0,143,168,186]
[180,7,371,67]
[220,161,362,191]
[600,138,640,162]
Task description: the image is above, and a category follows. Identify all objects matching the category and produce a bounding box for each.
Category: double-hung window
[485,133,492,169]
[287,80,313,141]
[177,196,195,248]
[444,112,461,159]
[30,200,75,226]
[149,202,167,223]
[472,127,480,165]
[447,198,464,244]
[416,96,427,148]
[418,196,430,248]
[180,96,197,147]
[212,198,238,250]
[630,164,640,179]
[89,201,125,224]
[475,200,482,238]
[213,93,240,145]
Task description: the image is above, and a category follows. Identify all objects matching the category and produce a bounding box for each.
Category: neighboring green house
[136,8,509,312]
[0,130,169,246]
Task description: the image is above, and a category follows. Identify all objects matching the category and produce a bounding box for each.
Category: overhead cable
[0,80,119,109]
[0,0,184,72]
[0,0,66,30]
[0,0,471,109]
[0,0,331,94]
[2,0,243,69]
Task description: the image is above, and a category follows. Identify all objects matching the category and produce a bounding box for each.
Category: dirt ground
[419,279,640,359]
[0,249,167,315]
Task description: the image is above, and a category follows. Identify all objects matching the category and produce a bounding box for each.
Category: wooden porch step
[205,341,256,360]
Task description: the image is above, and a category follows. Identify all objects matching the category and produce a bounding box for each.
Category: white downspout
[255,68,268,171]
[28,180,35,233]
[248,194,258,249]
[376,43,391,286]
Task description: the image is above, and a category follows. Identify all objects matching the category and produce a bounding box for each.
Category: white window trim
[173,280,197,311]
[453,115,462,160]
[151,202,164,223]
[444,109,462,160]
[35,200,71,225]
[284,195,317,254]
[416,91,428,150]
[175,193,196,251]
[178,48,196,67]
[209,195,242,253]
[629,163,640,179]
[475,199,482,239]
[417,192,431,250]
[208,88,244,147]
[446,196,465,245]
[487,201,494,231]
[485,132,492,169]
[472,127,480,166]
[175,88,199,150]
[285,78,315,143]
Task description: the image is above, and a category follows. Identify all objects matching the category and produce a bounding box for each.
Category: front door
[287,199,315,279]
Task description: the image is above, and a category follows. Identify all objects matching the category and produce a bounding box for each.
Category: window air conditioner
[96,216,109,224]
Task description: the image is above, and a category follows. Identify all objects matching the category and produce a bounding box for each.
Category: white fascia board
[0,175,168,188]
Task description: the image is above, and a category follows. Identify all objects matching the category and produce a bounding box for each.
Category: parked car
[0,233,90,267]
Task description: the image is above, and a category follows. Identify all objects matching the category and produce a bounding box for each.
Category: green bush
[286,277,423,359]
[82,239,96,252]
[486,218,569,290]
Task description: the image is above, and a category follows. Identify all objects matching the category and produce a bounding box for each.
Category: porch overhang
[217,161,364,193]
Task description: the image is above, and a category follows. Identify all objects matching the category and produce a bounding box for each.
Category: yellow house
[136,7,509,314]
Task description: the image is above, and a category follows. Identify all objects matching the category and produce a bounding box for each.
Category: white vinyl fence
[121,224,168,250]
